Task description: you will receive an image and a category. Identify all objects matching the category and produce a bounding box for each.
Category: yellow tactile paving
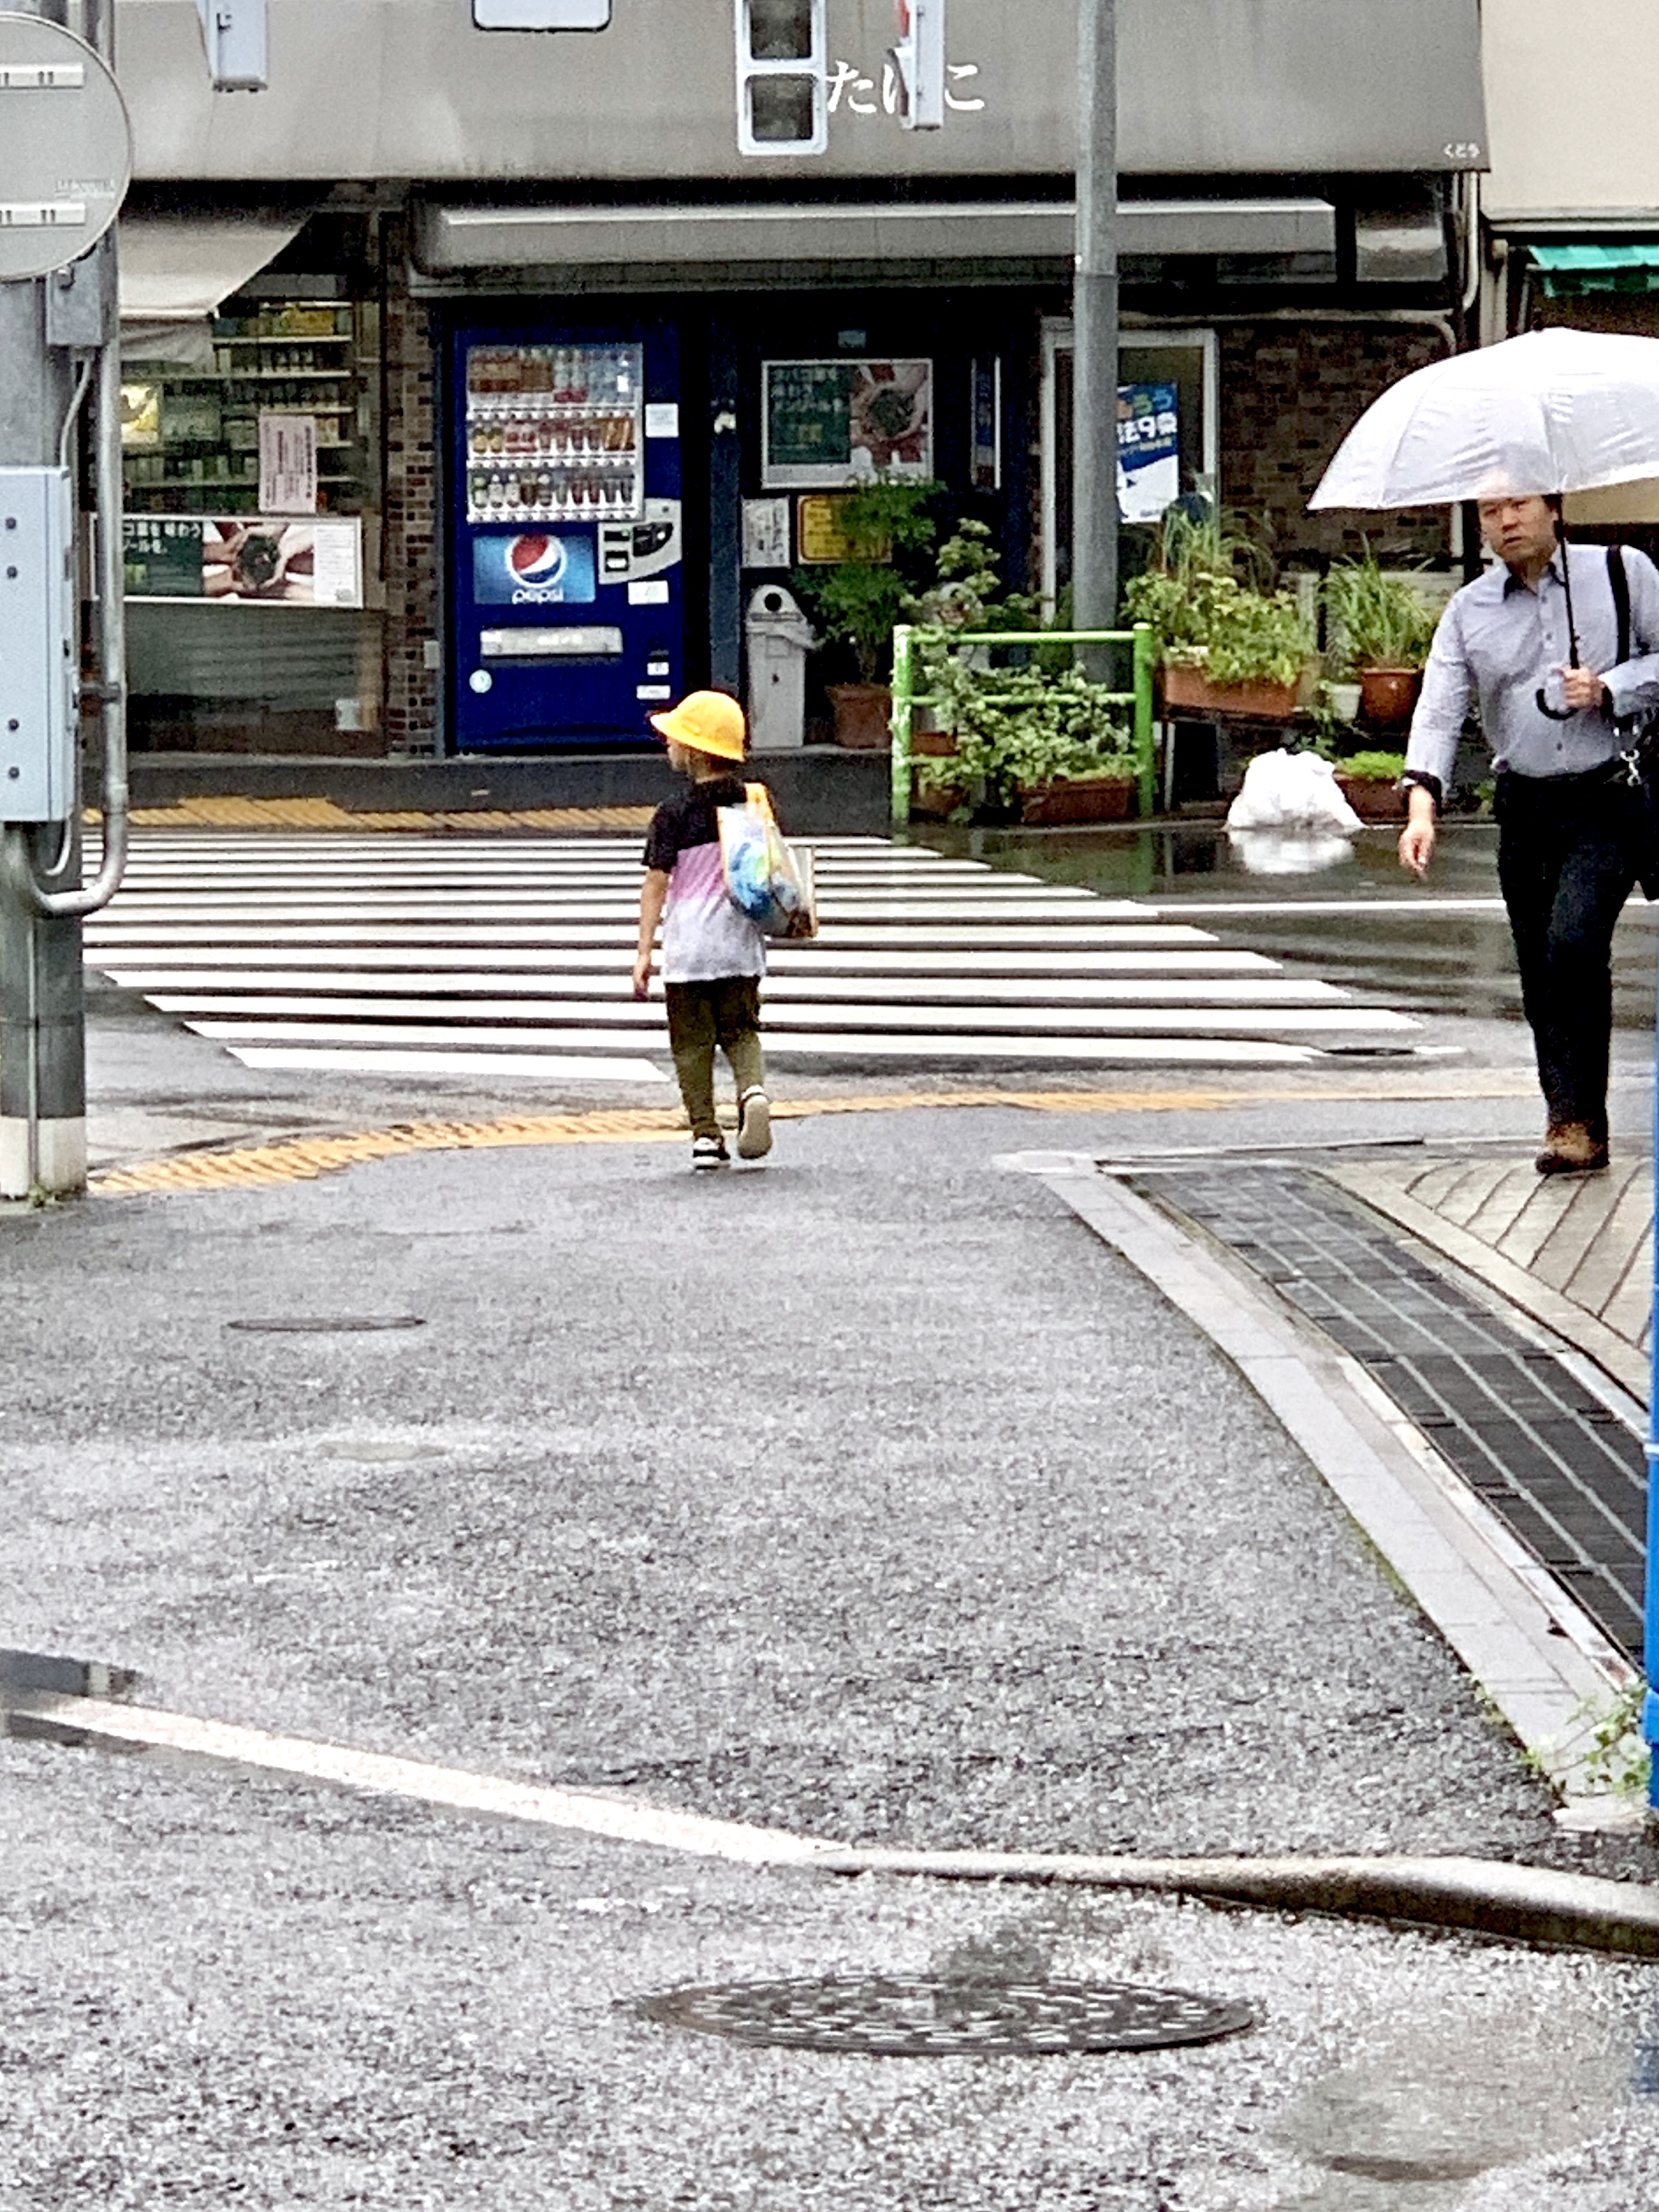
[89,1079,1538,1198]
[93,800,655,834]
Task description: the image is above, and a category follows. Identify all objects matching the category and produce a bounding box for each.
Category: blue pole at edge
[1648,974,1659,1806]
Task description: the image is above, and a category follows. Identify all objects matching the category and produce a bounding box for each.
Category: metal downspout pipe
[2,0,128,926]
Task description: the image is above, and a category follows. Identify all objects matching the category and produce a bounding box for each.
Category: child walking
[633,691,773,1171]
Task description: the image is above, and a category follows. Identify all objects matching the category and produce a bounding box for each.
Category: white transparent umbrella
[1308,327,1659,512]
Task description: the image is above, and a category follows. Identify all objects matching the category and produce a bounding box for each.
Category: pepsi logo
[506,534,567,586]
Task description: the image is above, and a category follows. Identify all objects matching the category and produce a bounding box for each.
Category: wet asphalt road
[5,1090,1659,2205]
[9,818,1659,2206]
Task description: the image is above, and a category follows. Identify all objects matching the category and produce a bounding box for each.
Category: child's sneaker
[691,1134,730,1172]
[736,1087,773,1161]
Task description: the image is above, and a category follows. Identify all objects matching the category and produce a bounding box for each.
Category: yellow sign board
[796,493,890,566]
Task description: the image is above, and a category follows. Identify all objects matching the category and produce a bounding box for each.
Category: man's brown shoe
[1535,1121,1609,1175]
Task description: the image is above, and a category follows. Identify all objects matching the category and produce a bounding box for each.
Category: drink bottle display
[463,341,645,524]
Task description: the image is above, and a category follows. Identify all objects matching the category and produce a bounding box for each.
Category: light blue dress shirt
[1404,541,1659,792]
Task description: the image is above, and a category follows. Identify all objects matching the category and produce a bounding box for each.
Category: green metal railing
[888,622,1158,829]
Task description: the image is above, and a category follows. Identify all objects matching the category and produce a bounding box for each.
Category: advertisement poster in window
[1117,382,1180,525]
[123,517,364,607]
[763,359,932,489]
[258,412,319,515]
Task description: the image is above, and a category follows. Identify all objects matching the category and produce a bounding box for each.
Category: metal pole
[890,624,914,830]
[0,0,87,1199]
[1072,0,1118,683]
[1648,982,1659,1810]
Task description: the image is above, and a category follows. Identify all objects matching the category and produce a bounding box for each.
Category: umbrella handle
[1535,687,1578,722]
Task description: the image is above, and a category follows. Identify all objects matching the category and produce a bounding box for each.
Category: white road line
[229,1036,1321,1068]
[184,1006,1415,1044]
[7,1694,827,1866]
[225,1046,672,1080]
[102,901,1123,929]
[87,924,1227,948]
[1129,898,1512,916]
[138,976,1355,1009]
[96,948,1281,977]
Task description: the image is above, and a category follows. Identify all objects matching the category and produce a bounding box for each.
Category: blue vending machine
[450,322,684,748]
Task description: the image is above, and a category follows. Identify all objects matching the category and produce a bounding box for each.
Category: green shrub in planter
[1335,748,1406,782]
[916,645,1135,815]
[1324,548,1440,675]
[1125,509,1314,688]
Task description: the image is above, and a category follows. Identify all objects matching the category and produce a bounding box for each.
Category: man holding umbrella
[1400,490,1659,1173]
[1310,329,1659,1176]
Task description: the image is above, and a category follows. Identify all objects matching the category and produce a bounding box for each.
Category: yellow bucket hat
[649,690,747,763]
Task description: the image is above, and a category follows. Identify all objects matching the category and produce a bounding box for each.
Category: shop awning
[1528,243,1659,298]
[415,197,1336,285]
[118,214,308,365]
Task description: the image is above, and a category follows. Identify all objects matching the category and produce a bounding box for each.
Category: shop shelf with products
[121,298,369,519]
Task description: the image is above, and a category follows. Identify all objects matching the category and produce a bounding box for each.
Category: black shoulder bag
[1605,545,1659,900]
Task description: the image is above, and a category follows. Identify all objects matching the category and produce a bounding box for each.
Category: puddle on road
[919,822,1658,1033]
[1273,2010,1628,2208]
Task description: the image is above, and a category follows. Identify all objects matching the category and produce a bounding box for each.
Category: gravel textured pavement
[5,1093,1659,2202]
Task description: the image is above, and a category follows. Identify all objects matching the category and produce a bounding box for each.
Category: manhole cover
[637,1975,1255,2055]
[225,1316,425,1334]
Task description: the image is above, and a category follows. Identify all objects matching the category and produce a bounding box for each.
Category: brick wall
[1221,321,1452,566]
[381,227,440,757]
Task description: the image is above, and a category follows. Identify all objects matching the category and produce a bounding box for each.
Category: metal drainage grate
[225,1316,426,1334]
[637,1975,1255,2056]
[1141,1166,1648,1660]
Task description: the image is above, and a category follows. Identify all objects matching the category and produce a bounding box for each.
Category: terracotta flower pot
[1020,773,1137,827]
[826,682,892,750]
[912,728,959,758]
[1336,775,1406,822]
[1357,667,1421,724]
[1162,664,1300,720]
[909,779,969,821]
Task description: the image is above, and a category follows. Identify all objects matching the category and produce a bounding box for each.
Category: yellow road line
[88,1078,1537,1198]
[95,799,654,834]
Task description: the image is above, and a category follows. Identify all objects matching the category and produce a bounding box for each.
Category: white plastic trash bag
[1225,748,1363,834]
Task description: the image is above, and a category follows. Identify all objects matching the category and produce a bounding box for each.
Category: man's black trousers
[1494,765,1639,1141]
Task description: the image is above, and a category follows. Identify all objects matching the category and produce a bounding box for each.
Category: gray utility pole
[1072,0,1118,671]
[0,0,132,1198]
[0,0,82,1199]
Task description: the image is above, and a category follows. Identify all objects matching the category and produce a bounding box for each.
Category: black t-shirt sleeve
[643,798,684,874]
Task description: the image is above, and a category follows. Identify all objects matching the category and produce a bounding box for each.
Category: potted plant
[792,476,939,748]
[1324,548,1441,724]
[1125,509,1316,718]
[1333,746,1408,820]
[906,518,1040,763]
[916,647,1137,823]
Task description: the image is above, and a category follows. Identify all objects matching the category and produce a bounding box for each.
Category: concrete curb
[1022,1159,1636,1802]
[811,1850,1659,1959]
[8,1677,1659,1959]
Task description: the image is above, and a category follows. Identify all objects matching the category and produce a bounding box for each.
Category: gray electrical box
[195,0,268,91]
[0,469,76,824]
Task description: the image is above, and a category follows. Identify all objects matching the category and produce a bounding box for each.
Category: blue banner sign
[1118,382,1180,525]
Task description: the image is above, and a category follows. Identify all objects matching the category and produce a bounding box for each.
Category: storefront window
[122,292,383,752]
[123,299,370,517]
[1040,321,1218,606]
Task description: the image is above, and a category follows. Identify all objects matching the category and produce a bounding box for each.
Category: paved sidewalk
[1334,1149,1654,1405]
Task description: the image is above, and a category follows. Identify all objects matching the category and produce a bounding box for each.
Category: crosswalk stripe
[88,828,1421,1078]
[138,976,1353,1009]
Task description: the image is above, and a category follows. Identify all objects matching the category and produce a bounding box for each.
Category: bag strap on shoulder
[1608,543,1632,671]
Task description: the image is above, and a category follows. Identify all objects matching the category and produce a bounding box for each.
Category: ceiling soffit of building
[116,0,1487,185]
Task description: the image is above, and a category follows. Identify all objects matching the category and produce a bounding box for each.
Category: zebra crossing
[84,831,1421,1082]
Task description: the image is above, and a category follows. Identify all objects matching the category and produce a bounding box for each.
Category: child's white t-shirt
[642,776,767,984]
